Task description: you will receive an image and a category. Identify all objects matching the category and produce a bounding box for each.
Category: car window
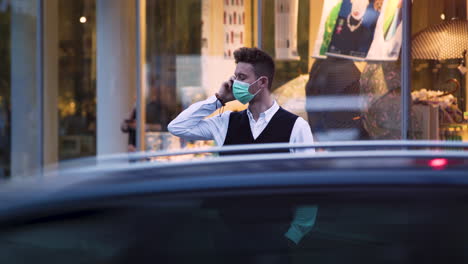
[1,193,468,264]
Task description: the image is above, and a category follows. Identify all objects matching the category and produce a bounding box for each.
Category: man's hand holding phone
[216,76,236,105]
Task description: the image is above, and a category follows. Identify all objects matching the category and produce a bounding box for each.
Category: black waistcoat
[221,107,298,156]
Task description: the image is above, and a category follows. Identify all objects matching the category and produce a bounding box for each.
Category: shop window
[268,0,403,141]
[58,0,96,160]
[144,0,204,153]
[0,1,11,178]
[411,0,468,141]
[301,0,468,141]
[144,0,255,153]
[0,0,41,177]
[140,0,468,152]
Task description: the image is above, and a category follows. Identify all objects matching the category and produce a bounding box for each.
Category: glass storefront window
[411,0,468,141]
[0,0,41,178]
[140,0,415,146]
[0,0,11,178]
[58,0,96,160]
[143,0,255,153]
[3,0,468,177]
[268,0,403,141]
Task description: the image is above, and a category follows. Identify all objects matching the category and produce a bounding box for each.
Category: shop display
[313,0,404,61]
[412,104,439,140]
[327,0,381,60]
[366,0,403,61]
[411,88,463,124]
[412,20,468,61]
[306,58,365,141]
[223,0,246,59]
[273,74,308,120]
[312,0,342,59]
[440,124,468,142]
[201,0,210,55]
[146,132,181,152]
[275,0,300,60]
[359,62,423,139]
[146,132,215,162]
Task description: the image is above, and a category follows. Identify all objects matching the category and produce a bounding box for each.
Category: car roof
[1,149,468,198]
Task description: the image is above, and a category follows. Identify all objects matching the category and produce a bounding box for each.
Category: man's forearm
[167,96,221,140]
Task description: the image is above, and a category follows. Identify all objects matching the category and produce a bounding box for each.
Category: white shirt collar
[246,100,280,123]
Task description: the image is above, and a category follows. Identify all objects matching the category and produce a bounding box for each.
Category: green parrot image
[319,1,343,56]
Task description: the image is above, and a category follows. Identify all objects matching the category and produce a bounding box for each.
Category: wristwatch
[215,93,226,106]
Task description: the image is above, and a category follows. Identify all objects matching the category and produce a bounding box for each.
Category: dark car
[1,141,468,264]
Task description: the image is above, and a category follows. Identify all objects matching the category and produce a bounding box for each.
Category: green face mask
[232,78,261,104]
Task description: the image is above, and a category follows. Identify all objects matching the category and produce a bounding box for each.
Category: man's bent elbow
[167,120,178,135]
[167,121,185,138]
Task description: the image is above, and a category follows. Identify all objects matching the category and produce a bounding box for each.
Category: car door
[1,183,468,264]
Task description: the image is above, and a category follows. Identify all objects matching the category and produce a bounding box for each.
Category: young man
[170,47,317,258]
[168,47,314,153]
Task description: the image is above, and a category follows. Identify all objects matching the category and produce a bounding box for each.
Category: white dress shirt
[168,95,314,153]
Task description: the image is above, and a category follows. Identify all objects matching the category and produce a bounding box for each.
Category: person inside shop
[145,87,163,132]
[121,107,137,152]
[168,47,317,262]
[121,88,163,152]
[167,47,314,154]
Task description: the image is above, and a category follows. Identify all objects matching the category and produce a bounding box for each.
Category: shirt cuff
[207,95,222,109]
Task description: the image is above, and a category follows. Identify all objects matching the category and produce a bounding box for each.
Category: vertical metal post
[135,0,142,150]
[36,0,44,176]
[257,0,262,49]
[135,0,146,151]
[401,0,412,140]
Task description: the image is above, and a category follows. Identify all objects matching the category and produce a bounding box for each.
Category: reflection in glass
[0,2,10,177]
[305,58,367,141]
[411,0,467,141]
[8,0,39,177]
[58,0,96,160]
[145,0,205,151]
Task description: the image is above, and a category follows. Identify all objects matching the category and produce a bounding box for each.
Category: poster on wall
[326,0,382,60]
[312,0,343,59]
[224,0,246,59]
[275,0,300,60]
[201,0,210,55]
[366,0,403,61]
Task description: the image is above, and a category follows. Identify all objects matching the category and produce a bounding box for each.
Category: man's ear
[260,76,269,89]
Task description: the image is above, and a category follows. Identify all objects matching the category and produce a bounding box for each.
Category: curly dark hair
[233,47,275,90]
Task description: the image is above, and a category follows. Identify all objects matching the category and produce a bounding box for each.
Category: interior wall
[308,0,323,70]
